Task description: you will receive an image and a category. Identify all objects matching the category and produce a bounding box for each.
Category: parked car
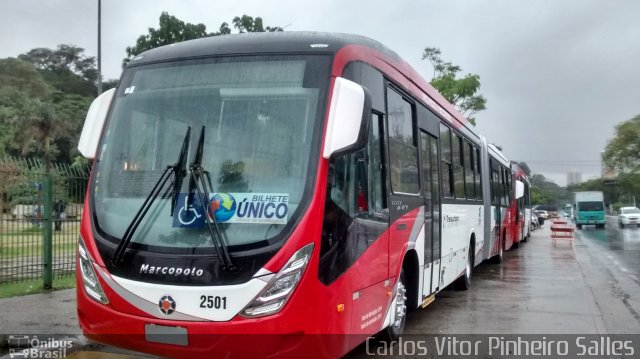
[618,207,640,228]
[533,209,549,219]
[531,213,540,230]
[533,210,547,226]
[533,205,558,218]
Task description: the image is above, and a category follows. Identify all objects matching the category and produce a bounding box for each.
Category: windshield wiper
[171,127,191,214]
[111,127,191,266]
[189,125,236,271]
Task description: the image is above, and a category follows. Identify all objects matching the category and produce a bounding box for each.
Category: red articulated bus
[486,145,523,261]
[76,32,525,357]
[510,162,532,247]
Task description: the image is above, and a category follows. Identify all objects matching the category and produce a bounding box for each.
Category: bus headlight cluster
[78,237,109,304]
[241,243,313,318]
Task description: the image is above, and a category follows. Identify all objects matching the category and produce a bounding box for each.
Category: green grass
[0,275,76,298]
[0,238,78,259]
[15,226,43,234]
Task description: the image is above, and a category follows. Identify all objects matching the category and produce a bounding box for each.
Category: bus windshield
[578,201,604,212]
[92,55,330,252]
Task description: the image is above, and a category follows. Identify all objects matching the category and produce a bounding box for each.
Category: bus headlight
[241,243,313,318]
[78,237,109,304]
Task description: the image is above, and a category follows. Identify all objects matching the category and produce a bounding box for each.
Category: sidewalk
[1,288,77,336]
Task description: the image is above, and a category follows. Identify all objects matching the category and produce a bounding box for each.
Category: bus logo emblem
[159,295,176,315]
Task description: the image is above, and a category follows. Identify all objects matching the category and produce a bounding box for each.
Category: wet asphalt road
[577,215,640,285]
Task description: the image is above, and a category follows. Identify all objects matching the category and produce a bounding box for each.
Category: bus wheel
[384,270,407,340]
[576,224,582,230]
[454,246,472,290]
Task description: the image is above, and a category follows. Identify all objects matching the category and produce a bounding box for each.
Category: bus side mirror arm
[78,88,116,159]
[515,180,525,200]
[323,77,371,159]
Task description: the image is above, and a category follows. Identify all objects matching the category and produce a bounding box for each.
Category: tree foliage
[0,45,100,165]
[603,114,640,173]
[422,47,486,125]
[123,12,283,67]
[599,114,640,209]
[231,15,283,33]
[529,173,569,205]
[19,45,98,97]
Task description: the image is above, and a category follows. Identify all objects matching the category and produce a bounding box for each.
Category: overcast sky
[2,0,639,186]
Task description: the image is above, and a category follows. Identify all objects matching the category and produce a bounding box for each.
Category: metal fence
[0,157,90,283]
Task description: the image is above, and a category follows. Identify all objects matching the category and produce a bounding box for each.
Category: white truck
[572,191,606,229]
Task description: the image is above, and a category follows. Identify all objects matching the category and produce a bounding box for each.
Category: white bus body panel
[438,203,483,289]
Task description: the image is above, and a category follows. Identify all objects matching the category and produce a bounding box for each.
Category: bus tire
[383,269,407,340]
[577,224,582,230]
[454,245,473,290]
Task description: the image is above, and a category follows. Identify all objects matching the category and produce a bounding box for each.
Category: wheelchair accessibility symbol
[178,197,202,225]
[172,193,206,228]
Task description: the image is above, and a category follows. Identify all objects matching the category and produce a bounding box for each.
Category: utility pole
[97,0,102,95]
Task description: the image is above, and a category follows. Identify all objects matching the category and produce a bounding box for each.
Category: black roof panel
[127,31,400,67]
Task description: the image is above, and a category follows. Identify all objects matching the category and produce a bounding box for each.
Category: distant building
[567,171,582,186]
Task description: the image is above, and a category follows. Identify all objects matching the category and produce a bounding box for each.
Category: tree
[0,54,95,164]
[124,12,209,68]
[19,45,97,97]
[601,114,640,208]
[123,12,283,67]
[422,47,486,125]
[531,186,554,205]
[0,58,52,158]
[603,114,640,173]
[231,15,283,33]
[529,173,569,205]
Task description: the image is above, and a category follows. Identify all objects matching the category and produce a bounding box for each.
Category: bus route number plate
[145,323,188,346]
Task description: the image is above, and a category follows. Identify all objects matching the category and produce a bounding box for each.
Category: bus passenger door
[420,130,441,296]
[491,166,503,254]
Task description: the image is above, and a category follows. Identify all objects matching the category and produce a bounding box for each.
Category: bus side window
[501,167,509,206]
[492,169,500,206]
[475,147,482,200]
[452,134,465,199]
[367,113,386,213]
[440,124,453,198]
[464,141,475,200]
[387,88,419,194]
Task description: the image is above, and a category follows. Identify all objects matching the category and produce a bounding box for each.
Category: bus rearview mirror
[78,88,116,159]
[515,180,525,200]
[322,77,371,159]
